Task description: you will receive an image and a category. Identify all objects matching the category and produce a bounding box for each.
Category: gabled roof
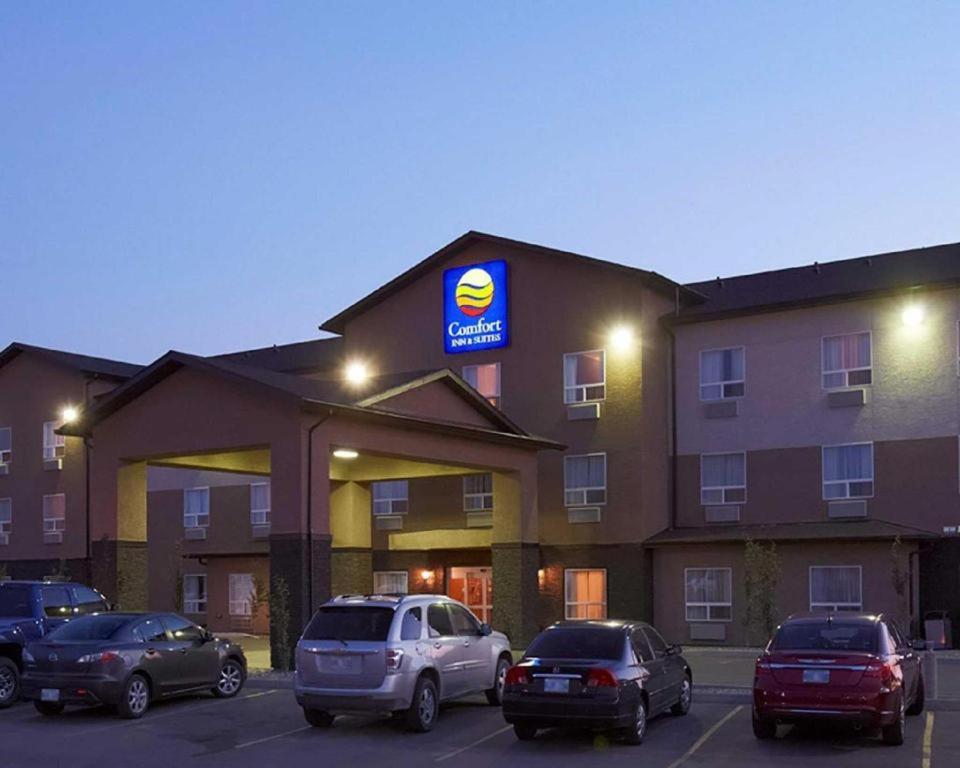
[214,337,343,374]
[0,342,142,380]
[321,230,704,333]
[676,241,960,323]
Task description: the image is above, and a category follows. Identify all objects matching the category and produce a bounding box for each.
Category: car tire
[406,675,439,733]
[513,723,538,741]
[485,657,511,706]
[882,696,906,746]
[213,659,245,698]
[304,708,335,727]
[752,709,776,740]
[116,674,150,719]
[34,701,65,716]
[622,697,648,745]
[906,677,925,716]
[0,657,20,709]
[671,674,692,716]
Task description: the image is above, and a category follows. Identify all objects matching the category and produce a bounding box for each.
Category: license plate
[544,678,569,694]
[803,669,830,684]
[319,655,362,674]
[41,689,60,702]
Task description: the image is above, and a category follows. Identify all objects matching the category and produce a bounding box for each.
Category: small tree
[174,570,185,613]
[0,562,8,582]
[250,574,268,627]
[889,536,909,627]
[743,539,781,645]
[48,558,69,582]
[271,576,292,671]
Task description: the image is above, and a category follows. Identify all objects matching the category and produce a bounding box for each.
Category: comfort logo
[454,267,495,317]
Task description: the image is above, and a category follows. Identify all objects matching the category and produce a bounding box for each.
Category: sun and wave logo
[454,267,495,317]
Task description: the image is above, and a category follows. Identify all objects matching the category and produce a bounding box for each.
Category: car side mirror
[911,639,927,652]
[479,623,492,637]
[108,602,120,612]
[667,644,683,656]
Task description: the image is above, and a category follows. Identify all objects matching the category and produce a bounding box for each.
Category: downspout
[667,287,680,530]
[305,411,334,615]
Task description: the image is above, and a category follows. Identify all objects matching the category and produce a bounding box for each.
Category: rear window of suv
[526,627,625,660]
[0,585,33,617]
[303,606,395,642]
[771,621,878,653]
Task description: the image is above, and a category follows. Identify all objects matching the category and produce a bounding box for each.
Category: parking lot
[0,685,955,768]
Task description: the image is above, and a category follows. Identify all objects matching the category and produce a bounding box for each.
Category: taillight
[585,668,618,688]
[77,650,121,665]
[864,658,899,689]
[755,657,772,678]
[505,666,530,686]
[385,648,404,673]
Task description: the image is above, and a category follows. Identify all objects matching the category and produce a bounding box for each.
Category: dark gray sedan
[502,620,692,744]
[21,612,246,718]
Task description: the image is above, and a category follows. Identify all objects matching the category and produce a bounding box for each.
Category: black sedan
[502,620,692,744]
[21,612,247,718]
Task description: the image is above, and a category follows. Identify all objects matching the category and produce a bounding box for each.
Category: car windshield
[771,622,878,653]
[46,615,131,641]
[526,627,624,660]
[0,585,33,617]
[303,606,395,642]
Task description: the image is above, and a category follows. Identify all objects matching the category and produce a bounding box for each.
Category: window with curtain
[822,332,872,389]
[373,571,409,595]
[700,348,745,400]
[462,363,501,408]
[0,498,11,545]
[372,480,409,516]
[564,453,607,506]
[823,443,874,499]
[42,493,65,533]
[183,574,207,613]
[250,482,270,525]
[810,566,862,611]
[700,452,746,504]
[229,574,255,616]
[564,569,607,619]
[183,487,210,528]
[463,474,493,511]
[0,427,11,465]
[563,350,605,404]
[42,421,65,460]
[685,568,733,621]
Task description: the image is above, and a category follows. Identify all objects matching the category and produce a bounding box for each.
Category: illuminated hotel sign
[443,260,509,354]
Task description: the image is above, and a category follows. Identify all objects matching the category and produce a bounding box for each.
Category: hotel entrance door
[448,567,493,624]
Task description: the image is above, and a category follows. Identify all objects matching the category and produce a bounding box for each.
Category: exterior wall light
[420,569,435,582]
[332,448,359,460]
[537,568,546,588]
[344,360,370,386]
[609,324,635,352]
[60,406,79,424]
[902,304,925,327]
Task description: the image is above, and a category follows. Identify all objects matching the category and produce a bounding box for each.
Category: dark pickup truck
[0,581,111,707]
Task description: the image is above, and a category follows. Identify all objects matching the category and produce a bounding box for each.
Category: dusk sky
[3,2,959,363]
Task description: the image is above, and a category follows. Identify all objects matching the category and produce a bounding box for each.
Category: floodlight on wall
[901,303,925,328]
[344,359,371,386]
[60,406,79,424]
[608,324,635,352]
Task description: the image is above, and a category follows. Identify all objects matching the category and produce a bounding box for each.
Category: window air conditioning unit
[567,507,602,524]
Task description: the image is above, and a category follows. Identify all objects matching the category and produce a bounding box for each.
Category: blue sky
[2,2,959,363]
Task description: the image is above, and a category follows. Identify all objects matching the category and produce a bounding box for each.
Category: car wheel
[752,708,776,739]
[513,723,538,741]
[213,659,245,698]
[622,697,648,745]
[671,674,692,716]
[406,675,439,733]
[34,701,65,716]
[906,676,925,716]
[0,658,20,709]
[485,657,511,706]
[304,708,335,727]
[117,674,150,719]
[882,696,905,746]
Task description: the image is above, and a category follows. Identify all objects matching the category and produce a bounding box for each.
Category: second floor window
[0,498,11,544]
[822,332,872,389]
[700,347,745,400]
[183,487,210,528]
[463,473,493,511]
[823,443,874,499]
[700,452,746,505]
[183,574,207,613]
[563,350,605,404]
[0,427,11,466]
[42,493,66,533]
[564,453,607,506]
[250,482,270,526]
[372,480,408,516]
[462,363,501,408]
[43,421,65,460]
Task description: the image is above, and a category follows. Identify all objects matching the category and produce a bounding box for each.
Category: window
[229,573,254,616]
[564,453,607,506]
[183,574,207,613]
[183,487,210,528]
[685,568,733,622]
[564,569,607,619]
[449,604,482,636]
[427,603,454,637]
[0,498,10,545]
[0,427,11,466]
[133,617,168,643]
[822,332,872,389]
[372,480,408,516]
[71,586,109,615]
[373,570,409,595]
[161,614,204,642]
[630,629,653,662]
[250,482,270,526]
[700,453,746,505]
[823,443,874,499]
[400,606,422,641]
[700,348,745,401]
[563,350,605,404]
[463,474,493,512]
[643,626,670,658]
[463,363,501,408]
[42,421,65,460]
[42,493,66,534]
[41,585,72,618]
[810,566,862,611]
[303,607,394,641]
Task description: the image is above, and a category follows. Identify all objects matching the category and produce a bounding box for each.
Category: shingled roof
[214,337,343,374]
[0,342,142,380]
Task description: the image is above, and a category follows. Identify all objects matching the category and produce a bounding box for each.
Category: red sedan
[753,613,925,746]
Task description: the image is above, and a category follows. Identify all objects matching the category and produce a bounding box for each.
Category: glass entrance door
[448,567,493,624]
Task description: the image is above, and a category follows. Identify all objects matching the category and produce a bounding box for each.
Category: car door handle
[462,640,471,647]
[179,648,188,654]
[145,648,159,657]
[434,642,443,650]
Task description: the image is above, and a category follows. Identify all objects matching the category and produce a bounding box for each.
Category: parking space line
[664,705,743,768]
[434,724,513,762]
[922,712,934,768]
[235,725,312,749]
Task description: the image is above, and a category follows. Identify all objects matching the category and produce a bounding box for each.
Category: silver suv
[294,594,512,732]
